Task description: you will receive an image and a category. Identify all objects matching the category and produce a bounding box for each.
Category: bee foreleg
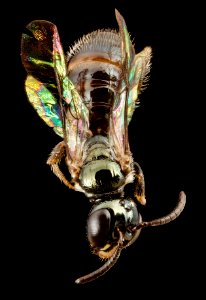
[133,162,146,205]
[47,141,75,190]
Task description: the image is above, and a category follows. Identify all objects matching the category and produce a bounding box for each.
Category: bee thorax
[79,136,124,194]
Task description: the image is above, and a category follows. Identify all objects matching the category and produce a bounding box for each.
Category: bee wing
[21,20,63,137]
[24,75,63,137]
[52,28,90,163]
[111,10,152,161]
[115,9,152,122]
[21,20,90,165]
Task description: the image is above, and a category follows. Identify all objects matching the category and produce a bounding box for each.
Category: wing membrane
[21,19,90,166]
[21,20,63,136]
[111,11,152,164]
[25,75,63,137]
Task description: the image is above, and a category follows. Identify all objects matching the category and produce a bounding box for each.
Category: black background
[4,0,201,298]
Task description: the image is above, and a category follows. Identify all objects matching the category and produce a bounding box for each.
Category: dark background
[5,0,201,298]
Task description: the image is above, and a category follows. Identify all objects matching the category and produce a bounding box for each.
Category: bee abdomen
[67,30,123,135]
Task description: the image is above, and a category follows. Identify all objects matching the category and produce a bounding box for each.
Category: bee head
[86,199,142,259]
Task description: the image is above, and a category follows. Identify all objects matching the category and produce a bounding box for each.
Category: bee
[21,9,186,284]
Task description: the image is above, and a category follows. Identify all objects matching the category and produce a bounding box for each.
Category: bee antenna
[133,191,186,231]
[75,230,124,284]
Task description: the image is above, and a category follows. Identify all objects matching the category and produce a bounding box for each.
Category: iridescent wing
[21,20,90,168]
[110,10,152,163]
[21,20,63,137]
[52,29,90,162]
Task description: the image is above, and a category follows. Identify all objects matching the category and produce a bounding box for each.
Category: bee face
[87,199,141,258]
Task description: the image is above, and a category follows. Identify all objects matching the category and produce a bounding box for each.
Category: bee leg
[133,162,146,205]
[47,141,75,190]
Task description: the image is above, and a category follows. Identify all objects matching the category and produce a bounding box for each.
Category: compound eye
[87,209,111,248]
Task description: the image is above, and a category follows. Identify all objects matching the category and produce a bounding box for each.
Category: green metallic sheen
[25,75,63,137]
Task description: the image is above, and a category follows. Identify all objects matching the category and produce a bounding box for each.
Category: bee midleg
[133,162,146,205]
[47,141,75,190]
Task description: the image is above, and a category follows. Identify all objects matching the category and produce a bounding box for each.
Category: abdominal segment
[67,30,122,136]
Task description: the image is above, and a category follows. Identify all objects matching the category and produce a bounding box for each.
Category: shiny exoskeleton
[21,9,186,284]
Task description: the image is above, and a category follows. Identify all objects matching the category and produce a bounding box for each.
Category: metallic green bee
[21,9,186,284]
